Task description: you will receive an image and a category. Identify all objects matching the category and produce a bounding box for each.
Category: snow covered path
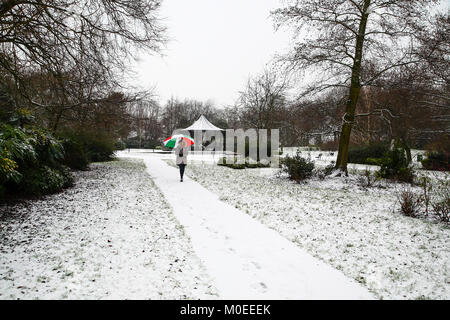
[119,153,374,299]
[0,160,218,299]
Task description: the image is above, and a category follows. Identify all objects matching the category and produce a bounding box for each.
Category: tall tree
[273,0,443,172]
[237,68,289,130]
[0,0,166,116]
[128,98,162,147]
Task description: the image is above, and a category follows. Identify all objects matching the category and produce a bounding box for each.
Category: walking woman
[175,138,189,182]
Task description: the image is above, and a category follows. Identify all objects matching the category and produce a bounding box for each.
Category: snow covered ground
[124,153,373,300]
[164,158,449,300]
[0,159,218,299]
[121,147,425,172]
[280,147,426,169]
[1,148,447,300]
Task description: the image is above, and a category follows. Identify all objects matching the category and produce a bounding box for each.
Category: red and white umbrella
[163,134,195,148]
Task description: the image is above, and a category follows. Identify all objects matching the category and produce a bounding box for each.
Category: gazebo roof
[184,115,224,131]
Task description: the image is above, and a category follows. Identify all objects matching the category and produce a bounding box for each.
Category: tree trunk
[52,110,62,133]
[405,145,412,164]
[400,137,412,164]
[335,0,371,173]
[364,87,372,142]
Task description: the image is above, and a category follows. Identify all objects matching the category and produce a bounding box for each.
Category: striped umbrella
[163,134,195,148]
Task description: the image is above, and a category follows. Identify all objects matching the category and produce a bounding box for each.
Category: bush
[15,165,73,196]
[0,124,74,199]
[58,165,75,188]
[218,156,270,169]
[348,142,389,165]
[245,162,270,169]
[0,121,65,170]
[281,150,315,182]
[429,175,450,223]
[398,174,450,223]
[59,130,116,163]
[32,127,65,167]
[421,151,449,171]
[315,163,335,180]
[398,189,422,218]
[0,123,37,167]
[114,139,127,151]
[421,135,449,171]
[87,139,115,162]
[61,138,89,170]
[357,169,378,188]
[377,147,415,183]
[220,163,246,169]
[322,163,335,176]
[432,197,450,223]
[0,144,22,186]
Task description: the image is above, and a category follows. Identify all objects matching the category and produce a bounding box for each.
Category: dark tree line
[0,0,166,137]
[272,0,449,172]
[130,58,448,155]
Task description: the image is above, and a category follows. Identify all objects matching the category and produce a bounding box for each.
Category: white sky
[130,0,449,108]
[130,0,292,107]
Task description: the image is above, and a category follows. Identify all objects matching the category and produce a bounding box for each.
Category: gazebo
[182,115,224,151]
[184,115,223,131]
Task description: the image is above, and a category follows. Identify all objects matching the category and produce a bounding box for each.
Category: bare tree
[237,68,289,130]
[160,97,224,136]
[354,65,449,156]
[127,98,162,147]
[282,89,344,147]
[221,105,243,129]
[273,0,443,172]
[0,0,166,118]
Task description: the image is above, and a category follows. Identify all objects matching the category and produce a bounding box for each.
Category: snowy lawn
[168,160,449,300]
[132,154,373,299]
[280,148,426,169]
[0,158,218,299]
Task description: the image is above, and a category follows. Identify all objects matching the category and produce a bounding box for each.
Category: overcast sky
[130,0,449,108]
[131,0,292,107]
